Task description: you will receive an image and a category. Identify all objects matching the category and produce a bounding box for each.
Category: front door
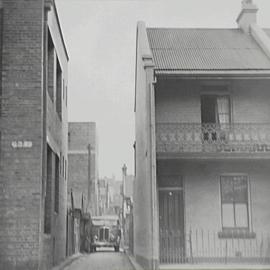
[158,175,185,264]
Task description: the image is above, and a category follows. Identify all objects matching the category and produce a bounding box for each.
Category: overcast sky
[55,0,270,179]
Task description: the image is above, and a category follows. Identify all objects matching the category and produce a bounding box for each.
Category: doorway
[158,175,185,264]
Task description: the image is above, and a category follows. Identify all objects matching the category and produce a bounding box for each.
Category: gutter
[155,70,270,77]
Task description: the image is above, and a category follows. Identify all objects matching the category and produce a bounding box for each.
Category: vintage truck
[90,215,121,252]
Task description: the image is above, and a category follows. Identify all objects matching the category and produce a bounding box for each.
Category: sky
[55,0,270,179]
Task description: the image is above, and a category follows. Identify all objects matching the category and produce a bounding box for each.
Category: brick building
[134,1,270,269]
[107,177,123,216]
[68,122,99,216]
[121,164,134,252]
[98,178,109,215]
[0,0,68,269]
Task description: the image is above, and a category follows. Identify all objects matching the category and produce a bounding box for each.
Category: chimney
[122,164,127,177]
[236,0,258,33]
[122,164,127,196]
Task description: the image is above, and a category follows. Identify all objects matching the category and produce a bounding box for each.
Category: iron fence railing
[159,229,270,265]
[156,123,270,154]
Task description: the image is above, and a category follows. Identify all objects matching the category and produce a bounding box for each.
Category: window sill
[218,229,256,239]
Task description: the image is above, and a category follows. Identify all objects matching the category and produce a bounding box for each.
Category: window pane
[218,114,230,125]
[235,204,248,227]
[222,204,234,227]
[217,96,229,114]
[217,96,230,124]
[221,177,234,203]
[233,176,248,203]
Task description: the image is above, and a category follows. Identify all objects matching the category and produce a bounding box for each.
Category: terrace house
[134,1,270,269]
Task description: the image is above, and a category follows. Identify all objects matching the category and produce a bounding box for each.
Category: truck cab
[90,215,121,252]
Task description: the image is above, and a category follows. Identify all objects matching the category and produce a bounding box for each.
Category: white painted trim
[155,70,270,76]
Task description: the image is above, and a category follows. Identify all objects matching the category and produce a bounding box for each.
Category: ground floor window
[220,175,249,230]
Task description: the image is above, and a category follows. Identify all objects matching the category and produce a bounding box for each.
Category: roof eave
[154,69,270,79]
[52,0,69,61]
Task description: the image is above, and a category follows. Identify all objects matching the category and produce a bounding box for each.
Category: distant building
[122,165,134,252]
[0,0,68,269]
[134,1,270,269]
[100,176,123,216]
[68,122,99,215]
[122,165,134,202]
[98,178,109,215]
[66,190,92,256]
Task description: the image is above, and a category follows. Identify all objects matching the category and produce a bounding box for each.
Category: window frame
[54,154,60,214]
[200,93,231,125]
[200,83,233,125]
[219,174,255,239]
[47,28,55,102]
[56,57,62,121]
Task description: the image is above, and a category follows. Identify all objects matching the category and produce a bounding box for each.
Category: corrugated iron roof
[146,28,270,71]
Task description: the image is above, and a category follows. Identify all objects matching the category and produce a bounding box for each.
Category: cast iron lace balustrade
[156,123,270,154]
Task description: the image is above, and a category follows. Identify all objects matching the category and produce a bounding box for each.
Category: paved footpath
[63,248,135,270]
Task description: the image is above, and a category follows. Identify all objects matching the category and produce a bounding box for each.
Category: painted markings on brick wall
[11,141,33,148]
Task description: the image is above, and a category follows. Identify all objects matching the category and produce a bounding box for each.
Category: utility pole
[122,164,127,249]
[87,144,92,214]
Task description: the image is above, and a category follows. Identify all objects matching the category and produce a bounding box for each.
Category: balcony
[156,123,270,158]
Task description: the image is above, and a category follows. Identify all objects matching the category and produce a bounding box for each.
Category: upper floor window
[56,58,62,120]
[47,30,54,102]
[201,94,230,125]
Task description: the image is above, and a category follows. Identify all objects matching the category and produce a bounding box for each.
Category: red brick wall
[68,122,98,215]
[68,122,96,151]
[0,1,43,269]
[43,4,68,267]
[68,154,89,208]
[0,1,68,269]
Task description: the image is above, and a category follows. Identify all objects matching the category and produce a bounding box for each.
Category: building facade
[121,164,134,252]
[134,1,270,269]
[0,0,68,269]
[98,178,110,215]
[98,176,123,216]
[68,122,99,216]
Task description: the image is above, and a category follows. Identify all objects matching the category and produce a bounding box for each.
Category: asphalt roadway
[63,248,135,270]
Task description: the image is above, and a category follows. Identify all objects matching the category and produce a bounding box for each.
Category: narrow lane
[64,248,134,270]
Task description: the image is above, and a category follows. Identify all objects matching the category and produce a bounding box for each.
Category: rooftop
[146,28,270,71]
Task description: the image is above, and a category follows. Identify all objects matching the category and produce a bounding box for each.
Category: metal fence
[160,229,270,265]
